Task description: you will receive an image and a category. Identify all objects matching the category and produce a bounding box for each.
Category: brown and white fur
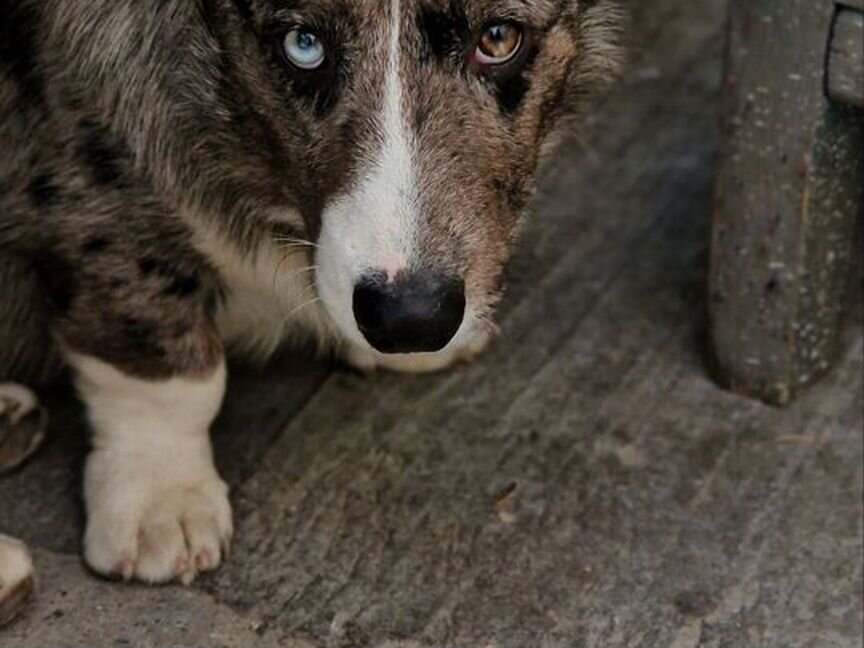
[0,0,621,621]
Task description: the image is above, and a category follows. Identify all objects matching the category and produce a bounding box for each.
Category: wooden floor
[2,1,862,646]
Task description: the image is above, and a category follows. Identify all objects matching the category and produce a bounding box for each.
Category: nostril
[352,278,393,339]
[352,271,465,354]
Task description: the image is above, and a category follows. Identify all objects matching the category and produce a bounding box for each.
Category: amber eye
[475,24,523,65]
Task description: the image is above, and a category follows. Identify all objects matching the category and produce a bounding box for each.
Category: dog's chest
[188,221,323,357]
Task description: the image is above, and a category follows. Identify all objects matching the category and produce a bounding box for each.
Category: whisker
[271,263,318,295]
[284,265,318,280]
[283,296,321,323]
[276,242,318,252]
[272,237,318,283]
[273,236,319,249]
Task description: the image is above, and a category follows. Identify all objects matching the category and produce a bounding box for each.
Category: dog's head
[67,0,621,357]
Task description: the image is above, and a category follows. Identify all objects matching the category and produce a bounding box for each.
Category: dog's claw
[0,536,36,627]
[116,558,135,582]
[0,384,48,475]
[195,548,212,571]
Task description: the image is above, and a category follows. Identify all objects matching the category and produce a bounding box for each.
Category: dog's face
[196,0,620,355]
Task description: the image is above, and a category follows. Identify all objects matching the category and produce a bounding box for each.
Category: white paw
[69,352,230,585]
[0,383,47,473]
[0,384,38,418]
[343,329,492,374]
[84,452,232,585]
[0,535,35,626]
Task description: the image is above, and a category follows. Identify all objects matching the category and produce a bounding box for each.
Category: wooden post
[827,3,864,108]
[710,0,864,405]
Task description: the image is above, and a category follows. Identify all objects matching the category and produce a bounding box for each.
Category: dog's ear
[549,0,625,131]
[572,0,626,93]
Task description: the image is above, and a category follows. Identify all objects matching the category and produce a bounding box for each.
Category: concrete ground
[2,0,862,646]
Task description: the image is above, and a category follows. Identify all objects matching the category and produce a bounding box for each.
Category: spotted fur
[0,0,622,595]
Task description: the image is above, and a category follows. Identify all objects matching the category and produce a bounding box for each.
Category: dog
[0,0,622,622]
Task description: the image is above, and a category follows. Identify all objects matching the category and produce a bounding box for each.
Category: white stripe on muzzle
[316,0,420,349]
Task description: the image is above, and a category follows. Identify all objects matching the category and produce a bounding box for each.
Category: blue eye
[283,29,325,70]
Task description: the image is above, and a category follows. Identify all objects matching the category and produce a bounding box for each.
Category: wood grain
[1,1,862,647]
[710,0,864,404]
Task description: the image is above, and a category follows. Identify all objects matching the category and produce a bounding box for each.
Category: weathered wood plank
[194,3,861,646]
[839,0,864,12]
[827,6,864,108]
[1,550,286,647]
[710,0,864,405]
[2,2,862,647]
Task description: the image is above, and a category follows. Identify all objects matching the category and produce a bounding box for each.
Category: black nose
[352,271,465,354]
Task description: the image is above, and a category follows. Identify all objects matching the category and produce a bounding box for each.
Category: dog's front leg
[49,238,232,584]
[69,352,231,585]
